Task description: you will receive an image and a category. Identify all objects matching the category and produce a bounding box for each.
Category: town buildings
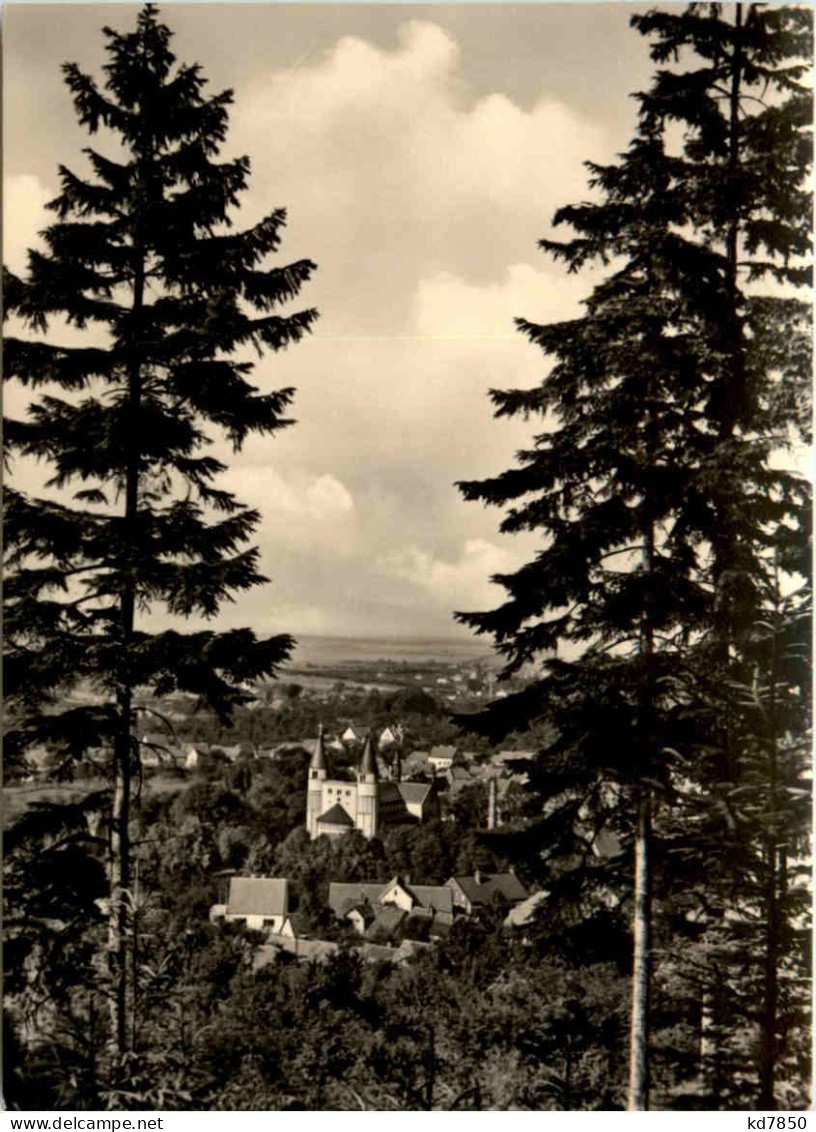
[210,869,532,964]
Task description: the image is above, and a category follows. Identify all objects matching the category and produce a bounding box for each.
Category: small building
[344,903,378,935]
[329,876,454,932]
[209,876,289,933]
[328,882,391,917]
[446,871,529,915]
[428,746,457,772]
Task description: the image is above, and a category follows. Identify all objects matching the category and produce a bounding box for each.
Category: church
[306,727,439,839]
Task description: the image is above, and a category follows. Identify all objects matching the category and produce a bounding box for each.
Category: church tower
[357,732,379,839]
[306,724,327,837]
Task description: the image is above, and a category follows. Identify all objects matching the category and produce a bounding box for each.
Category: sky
[4,1,657,641]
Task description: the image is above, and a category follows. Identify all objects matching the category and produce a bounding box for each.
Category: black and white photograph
[3,0,812,1112]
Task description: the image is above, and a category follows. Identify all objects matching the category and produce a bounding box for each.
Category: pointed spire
[359,731,378,779]
[310,723,327,771]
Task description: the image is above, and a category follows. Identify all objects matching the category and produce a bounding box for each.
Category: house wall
[317,820,353,838]
[225,912,286,933]
[446,880,472,914]
[429,757,452,771]
[379,883,413,912]
[346,909,367,934]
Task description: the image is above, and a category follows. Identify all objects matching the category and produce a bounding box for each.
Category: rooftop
[227,877,289,918]
[449,872,529,906]
[317,802,355,827]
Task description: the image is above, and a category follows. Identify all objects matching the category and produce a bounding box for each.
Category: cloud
[413,262,592,339]
[4,173,52,275]
[229,20,609,331]
[222,465,355,532]
[377,537,524,612]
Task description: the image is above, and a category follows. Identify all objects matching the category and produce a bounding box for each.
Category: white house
[209,876,290,933]
[428,745,457,772]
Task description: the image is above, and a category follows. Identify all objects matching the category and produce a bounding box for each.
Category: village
[204,726,544,964]
[211,867,540,966]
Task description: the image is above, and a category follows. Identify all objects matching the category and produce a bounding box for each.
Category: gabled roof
[285,912,314,938]
[345,903,377,926]
[317,802,354,827]
[365,905,406,942]
[227,877,289,918]
[447,765,475,782]
[396,782,433,805]
[328,882,387,915]
[405,883,454,915]
[448,872,529,906]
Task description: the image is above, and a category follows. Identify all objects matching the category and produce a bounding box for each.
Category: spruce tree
[4,4,317,1055]
[631,3,812,1106]
[457,2,810,1110]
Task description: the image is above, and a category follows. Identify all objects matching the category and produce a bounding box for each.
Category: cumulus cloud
[4,173,51,275]
[229,20,609,332]
[377,537,525,612]
[221,465,356,541]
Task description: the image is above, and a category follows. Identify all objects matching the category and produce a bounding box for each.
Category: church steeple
[310,722,328,772]
[359,732,378,781]
[306,724,327,838]
[357,732,379,838]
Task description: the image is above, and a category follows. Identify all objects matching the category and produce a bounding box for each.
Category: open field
[3,772,188,829]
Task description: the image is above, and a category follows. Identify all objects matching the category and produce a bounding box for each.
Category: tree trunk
[109,700,132,1054]
[627,373,657,1111]
[627,787,652,1110]
[108,238,145,1053]
[758,557,781,1108]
